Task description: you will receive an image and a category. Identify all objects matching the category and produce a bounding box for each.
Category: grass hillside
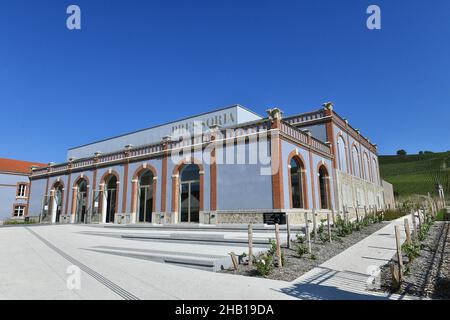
[379,151,450,198]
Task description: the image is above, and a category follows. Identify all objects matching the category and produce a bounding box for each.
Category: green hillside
[379,151,450,199]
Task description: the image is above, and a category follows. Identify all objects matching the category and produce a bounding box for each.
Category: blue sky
[1,0,449,163]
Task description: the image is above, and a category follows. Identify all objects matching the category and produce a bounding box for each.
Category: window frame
[12,204,26,218]
[16,182,28,199]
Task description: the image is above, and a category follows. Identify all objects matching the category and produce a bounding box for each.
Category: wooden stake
[304,212,311,253]
[404,218,411,245]
[229,252,238,271]
[394,225,403,282]
[275,223,282,268]
[417,209,422,230]
[327,213,332,243]
[312,209,317,243]
[411,211,417,240]
[355,206,360,223]
[248,224,253,266]
[331,207,336,227]
[286,214,291,249]
[390,263,400,290]
[364,205,367,219]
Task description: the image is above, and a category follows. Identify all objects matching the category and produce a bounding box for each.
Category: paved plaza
[0,219,419,300]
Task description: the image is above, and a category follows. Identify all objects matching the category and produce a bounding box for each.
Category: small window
[17,184,27,198]
[13,205,26,217]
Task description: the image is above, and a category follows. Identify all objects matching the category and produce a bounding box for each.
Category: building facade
[0,158,46,222]
[382,180,396,209]
[27,103,385,225]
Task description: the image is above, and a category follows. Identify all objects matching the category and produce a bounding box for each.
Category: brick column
[122,146,132,215]
[130,179,138,223]
[323,102,337,169]
[306,131,317,210]
[209,125,220,212]
[161,136,170,221]
[49,189,56,223]
[267,108,285,210]
[92,153,100,217]
[71,186,78,223]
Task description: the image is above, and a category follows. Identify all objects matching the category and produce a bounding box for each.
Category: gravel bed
[378,221,450,299]
[220,221,388,282]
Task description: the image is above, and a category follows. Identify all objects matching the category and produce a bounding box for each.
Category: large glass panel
[77,191,87,223]
[189,182,200,223]
[91,190,101,224]
[106,189,116,223]
[180,183,189,222]
[41,195,50,222]
[138,187,146,222]
[138,171,153,223]
[138,186,153,223]
[55,187,63,223]
[145,186,152,222]
[290,159,304,208]
[319,168,328,209]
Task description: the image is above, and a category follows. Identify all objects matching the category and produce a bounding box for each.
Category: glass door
[55,189,63,223]
[138,186,153,223]
[106,189,116,223]
[179,182,200,223]
[190,182,200,223]
[77,191,87,223]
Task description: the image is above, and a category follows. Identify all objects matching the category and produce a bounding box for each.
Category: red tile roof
[0,158,47,174]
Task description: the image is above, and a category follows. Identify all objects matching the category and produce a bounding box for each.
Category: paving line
[25,227,140,300]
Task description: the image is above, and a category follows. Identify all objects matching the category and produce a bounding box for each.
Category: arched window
[363,153,370,181]
[289,157,306,208]
[372,158,379,185]
[179,164,200,223]
[337,136,347,172]
[75,178,88,224]
[104,175,117,223]
[318,166,330,209]
[51,182,64,223]
[138,170,154,223]
[352,146,360,178]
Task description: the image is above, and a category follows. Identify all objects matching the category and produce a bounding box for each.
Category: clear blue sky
[1,0,449,163]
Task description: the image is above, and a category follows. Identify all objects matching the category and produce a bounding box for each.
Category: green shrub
[255,255,274,277]
[352,221,362,231]
[335,216,353,237]
[296,233,305,243]
[376,212,383,223]
[315,220,330,243]
[402,242,421,261]
[296,244,308,258]
[3,219,36,225]
[268,239,277,255]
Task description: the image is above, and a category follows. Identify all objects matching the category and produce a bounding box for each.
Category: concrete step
[101,223,304,233]
[120,233,275,246]
[86,246,244,272]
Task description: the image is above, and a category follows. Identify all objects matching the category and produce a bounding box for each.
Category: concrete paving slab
[0,217,424,300]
